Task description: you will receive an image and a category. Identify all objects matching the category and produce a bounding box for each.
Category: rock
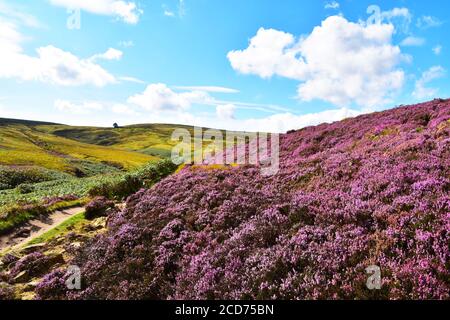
[83,217,107,232]
[14,227,32,239]
[91,217,107,229]
[70,242,82,249]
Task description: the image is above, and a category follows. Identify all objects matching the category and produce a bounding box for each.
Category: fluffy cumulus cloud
[127,83,213,112]
[0,18,117,86]
[228,16,405,108]
[48,0,142,24]
[413,66,446,100]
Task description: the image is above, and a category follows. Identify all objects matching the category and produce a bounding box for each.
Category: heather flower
[36,100,450,300]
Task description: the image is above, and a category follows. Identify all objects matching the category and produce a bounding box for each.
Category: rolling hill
[0,119,163,174]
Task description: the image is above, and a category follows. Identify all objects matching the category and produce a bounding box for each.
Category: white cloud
[55,99,140,116]
[164,10,175,17]
[324,1,339,10]
[128,83,288,114]
[417,16,443,29]
[90,48,123,61]
[48,0,142,24]
[433,45,442,55]
[216,104,236,120]
[0,18,117,86]
[380,7,412,33]
[119,76,145,84]
[400,36,425,47]
[228,16,405,108]
[128,106,362,133]
[55,99,104,114]
[111,103,139,115]
[173,86,239,93]
[127,83,213,112]
[413,66,446,99]
[236,107,362,133]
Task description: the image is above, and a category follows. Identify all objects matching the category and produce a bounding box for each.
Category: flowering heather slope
[37,100,450,300]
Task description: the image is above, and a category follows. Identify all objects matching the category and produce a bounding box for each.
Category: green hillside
[40,123,194,159]
[0,120,159,174]
[0,118,188,220]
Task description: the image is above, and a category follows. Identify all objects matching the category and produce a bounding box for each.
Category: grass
[26,211,87,246]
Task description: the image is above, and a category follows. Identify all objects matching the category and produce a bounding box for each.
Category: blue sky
[0,0,448,132]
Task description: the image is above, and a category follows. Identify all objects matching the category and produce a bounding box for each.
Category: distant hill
[46,123,194,158]
[0,121,159,175]
[0,118,60,126]
[0,118,245,176]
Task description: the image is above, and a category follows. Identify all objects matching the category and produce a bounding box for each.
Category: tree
[113,123,119,129]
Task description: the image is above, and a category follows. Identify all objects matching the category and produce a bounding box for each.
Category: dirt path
[0,207,85,252]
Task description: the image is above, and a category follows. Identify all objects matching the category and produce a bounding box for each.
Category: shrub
[35,269,69,300]
[17,183,35,194]
[9,252,64,281]
[42,195,79,207]
[84,197,116,220]
[0,284,15,300]
[0,166,69,190]
[88,159,178,200]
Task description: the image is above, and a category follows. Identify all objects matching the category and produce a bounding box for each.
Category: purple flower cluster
[36,100,450,300]
[84,196,116,220]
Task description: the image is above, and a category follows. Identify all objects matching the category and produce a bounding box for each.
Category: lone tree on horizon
[113,123,119,129]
